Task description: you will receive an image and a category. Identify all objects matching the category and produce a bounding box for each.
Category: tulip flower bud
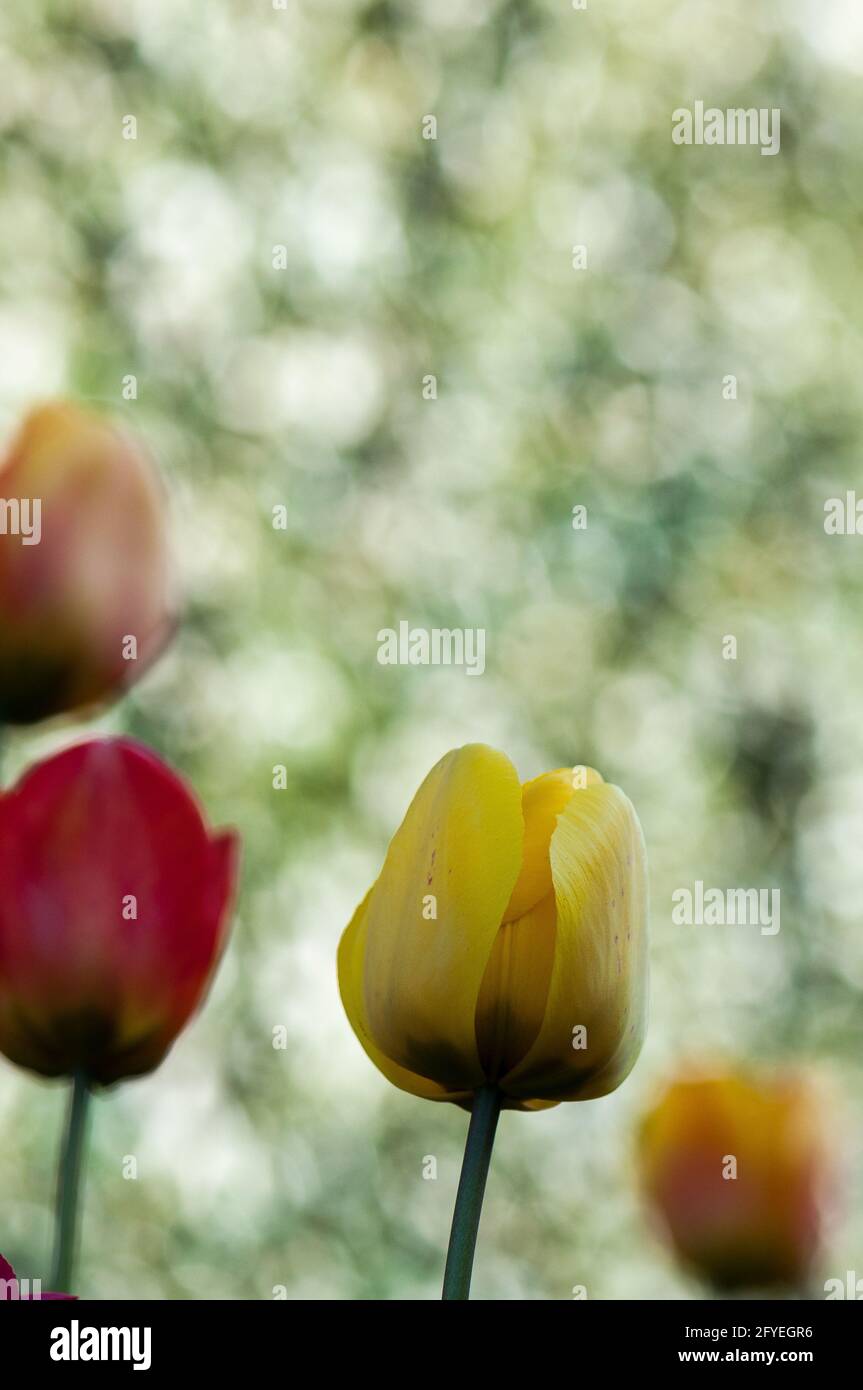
[0,738,239,1086]
[0,402,174,724]
[639,1068,830,1292]
[339,744,648,1109]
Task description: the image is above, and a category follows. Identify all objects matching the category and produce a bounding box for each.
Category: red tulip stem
[50,1070,91,1293]
[442,1085,502,1300]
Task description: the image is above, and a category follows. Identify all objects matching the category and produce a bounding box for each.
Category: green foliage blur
[0,0,861,1299]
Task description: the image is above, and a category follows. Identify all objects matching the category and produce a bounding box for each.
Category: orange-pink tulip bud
[639,1067,832,1292]
[0,402,174,723]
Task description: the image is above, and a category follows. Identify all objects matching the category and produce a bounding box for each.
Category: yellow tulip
[340,743,648,1110]
[338,743,648,1297]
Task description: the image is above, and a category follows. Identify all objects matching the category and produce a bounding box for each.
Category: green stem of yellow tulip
[51,1070,91,1293]
[442,1085,502,1300]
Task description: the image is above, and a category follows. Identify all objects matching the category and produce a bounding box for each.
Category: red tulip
[0,1253,76,1300]
[0,738,239,1085]
[639,1067,831,1292]
[0,402,174,724]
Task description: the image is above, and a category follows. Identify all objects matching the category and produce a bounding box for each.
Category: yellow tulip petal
[362,744,523,1090]
[475,894,557,1080]
[454,1094,559,1113]
[503,767,603,922]
[338,889,468,1103]
[501,782,648,1102]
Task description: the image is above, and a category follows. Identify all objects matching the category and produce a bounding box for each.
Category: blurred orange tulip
[639,1067,831,1292]
[0,402,174,723]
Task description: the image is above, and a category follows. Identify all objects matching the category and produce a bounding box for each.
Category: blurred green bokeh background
[1,0,861,1299]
